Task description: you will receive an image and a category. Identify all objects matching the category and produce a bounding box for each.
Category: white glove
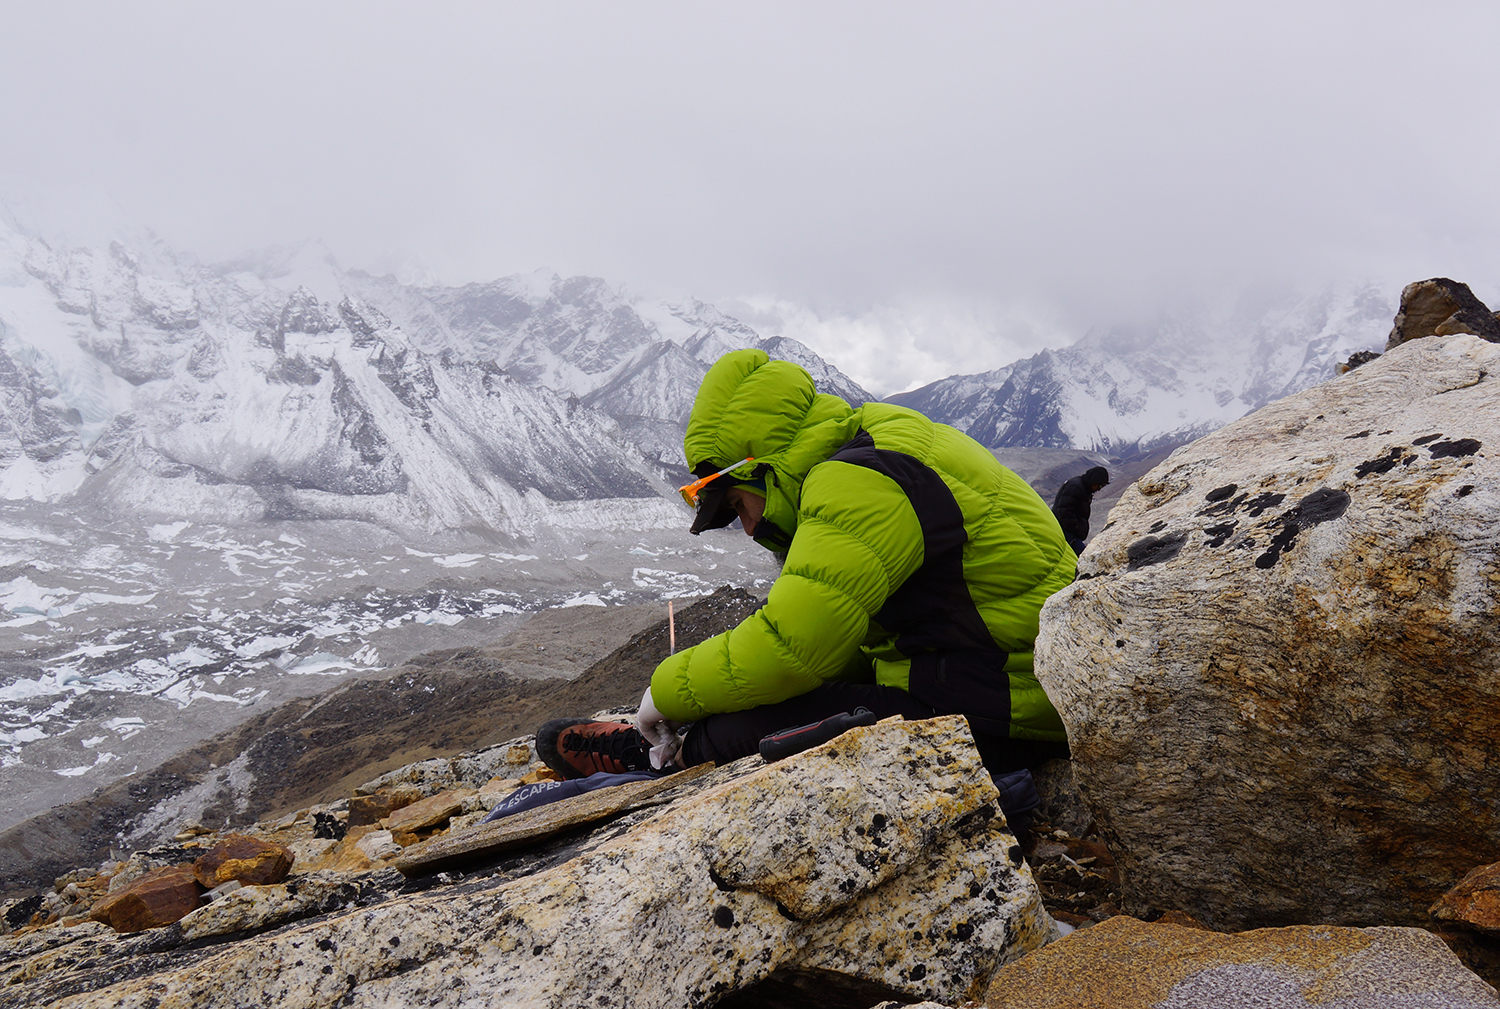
[636,687,681,770]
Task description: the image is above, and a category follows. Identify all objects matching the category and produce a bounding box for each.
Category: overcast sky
[3,2,1499,394]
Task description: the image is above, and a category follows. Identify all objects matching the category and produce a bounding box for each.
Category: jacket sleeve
[650,462,926,722]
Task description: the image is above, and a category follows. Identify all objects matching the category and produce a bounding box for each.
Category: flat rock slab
[395,764,715,876]
[382,787,474,833]
[981,916,1500,1008]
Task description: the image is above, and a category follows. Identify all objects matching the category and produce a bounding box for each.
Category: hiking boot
[535,718,652,779]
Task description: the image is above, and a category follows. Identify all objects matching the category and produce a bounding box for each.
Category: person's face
[725,487,765,537]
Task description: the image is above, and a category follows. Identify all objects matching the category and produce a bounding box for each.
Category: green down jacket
[649,349,1075,742]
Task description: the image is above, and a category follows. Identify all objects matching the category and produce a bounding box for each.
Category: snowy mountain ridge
[2,211,1407,537]
[0,218,872,536]
[891,285,1394,455]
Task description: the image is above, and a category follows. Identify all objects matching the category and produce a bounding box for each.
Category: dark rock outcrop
[1386,277,1500,350]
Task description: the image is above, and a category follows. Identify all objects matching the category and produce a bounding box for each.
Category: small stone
[90,865,203,933]
[518,766,564,785]
[354,830,402,863]
[193,835,295,888]
[1153,909,1211,930]
[311,811,347,840]
[207,880,244,901]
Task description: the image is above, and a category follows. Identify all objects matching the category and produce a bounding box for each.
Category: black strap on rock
[757,707,878,763]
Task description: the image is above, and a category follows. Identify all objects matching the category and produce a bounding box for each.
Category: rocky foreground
[3,286,1500,1007]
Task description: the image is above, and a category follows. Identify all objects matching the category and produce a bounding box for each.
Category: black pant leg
[970,733,1071,773]
[677,682,937,767]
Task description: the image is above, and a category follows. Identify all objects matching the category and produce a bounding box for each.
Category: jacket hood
[683,349,860,548]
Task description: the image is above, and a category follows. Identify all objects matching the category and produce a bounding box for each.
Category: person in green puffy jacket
[536,348,1076,779]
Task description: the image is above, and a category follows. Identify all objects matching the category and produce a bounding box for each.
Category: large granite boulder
[1035,334,1500,931]
[0,716,1056,1008]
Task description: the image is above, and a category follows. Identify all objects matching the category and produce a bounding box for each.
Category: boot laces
[564,724,645,767]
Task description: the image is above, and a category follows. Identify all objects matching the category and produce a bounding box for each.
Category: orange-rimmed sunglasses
[677,456,755,508]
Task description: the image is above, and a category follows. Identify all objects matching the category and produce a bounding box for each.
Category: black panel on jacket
[825,430,1011,736]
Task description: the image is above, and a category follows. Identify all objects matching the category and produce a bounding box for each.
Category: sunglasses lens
[676,457,753,511]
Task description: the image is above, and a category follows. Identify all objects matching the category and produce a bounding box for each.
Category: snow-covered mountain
[0,209,1413,533]
[890,286,1395,455]
[0,217,873,536]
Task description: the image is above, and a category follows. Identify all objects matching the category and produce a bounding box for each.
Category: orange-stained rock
[192,835,294,888]
[518,766,563,785]
[90,865,202,933]
[383,788,474,833]
[1433,862,1500,934]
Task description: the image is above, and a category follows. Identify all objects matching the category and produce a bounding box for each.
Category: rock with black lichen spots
[1037,335,1500,932]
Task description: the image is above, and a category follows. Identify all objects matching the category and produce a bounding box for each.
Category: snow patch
[630,568,712,597]
[148,521,191,542]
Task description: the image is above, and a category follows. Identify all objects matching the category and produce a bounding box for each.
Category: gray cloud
[4,1,1499,393]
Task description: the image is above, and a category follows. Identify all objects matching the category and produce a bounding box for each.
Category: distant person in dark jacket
[1051,466,1109,554]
